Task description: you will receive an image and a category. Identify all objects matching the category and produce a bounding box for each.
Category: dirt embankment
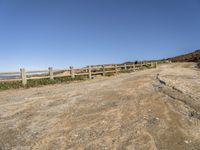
[0,63,200,150]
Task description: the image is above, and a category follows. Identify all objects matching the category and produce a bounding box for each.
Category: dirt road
[0,63,200,150]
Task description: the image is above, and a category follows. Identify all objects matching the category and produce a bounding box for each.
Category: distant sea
[0,72,47,79]
[0,74,19,79]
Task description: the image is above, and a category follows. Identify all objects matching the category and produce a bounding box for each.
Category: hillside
[122,50,200,65]
[168,50,200,62]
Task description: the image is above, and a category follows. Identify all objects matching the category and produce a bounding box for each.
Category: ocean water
[0,74,19,79]
[0,72,47,79]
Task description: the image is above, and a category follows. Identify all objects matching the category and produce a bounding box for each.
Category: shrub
[0,75,89,91]
[26,78,57,88]
[0,81,23,91]
[105,72,115,77]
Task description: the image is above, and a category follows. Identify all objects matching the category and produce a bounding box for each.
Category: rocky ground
[0,63,199,150]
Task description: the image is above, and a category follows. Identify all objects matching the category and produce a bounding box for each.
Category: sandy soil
[0,63,200,150]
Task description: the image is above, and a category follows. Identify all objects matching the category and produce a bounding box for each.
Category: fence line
[0,62,157,86]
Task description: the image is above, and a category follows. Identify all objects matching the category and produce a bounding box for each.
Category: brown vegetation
[168,50,200,62]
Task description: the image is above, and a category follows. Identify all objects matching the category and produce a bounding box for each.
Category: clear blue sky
[0,0,200,71]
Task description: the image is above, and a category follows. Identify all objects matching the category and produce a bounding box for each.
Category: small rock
[102,120,106,124]
[184,140,189,144]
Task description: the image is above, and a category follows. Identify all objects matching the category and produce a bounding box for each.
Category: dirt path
[0,63,200,150]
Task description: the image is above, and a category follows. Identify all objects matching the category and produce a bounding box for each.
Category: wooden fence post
[115,64,118,74]
[20,68,27,86]
[48,67,54,80]
[102,65,106,76]
[124,64,127,70]
[155,62,157,68]
[70,66,75,79]
[88,66,92,79]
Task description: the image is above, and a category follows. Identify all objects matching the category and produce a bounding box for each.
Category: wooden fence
[0,62,157,86]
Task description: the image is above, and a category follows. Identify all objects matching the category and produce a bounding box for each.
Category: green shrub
[54,76,73,83]
[0,75,89,91]
[105,72,115,77]
[75,75,88,80]
[0,81,23,91]
[26,78,57,88]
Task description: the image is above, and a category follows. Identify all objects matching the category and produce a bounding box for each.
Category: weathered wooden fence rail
[0,62,157,86]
